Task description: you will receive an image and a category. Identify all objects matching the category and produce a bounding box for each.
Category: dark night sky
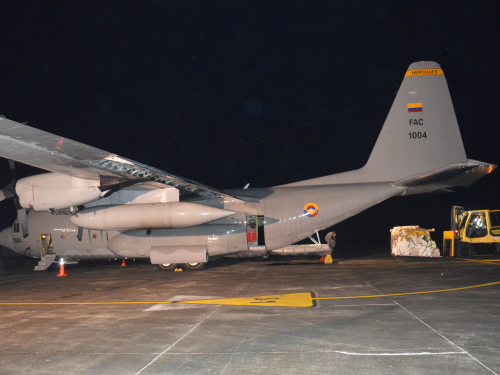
[1,1,499,249]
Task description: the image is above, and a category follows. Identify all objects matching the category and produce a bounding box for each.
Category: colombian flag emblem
[303,202,319,218]
[408,103,423,113]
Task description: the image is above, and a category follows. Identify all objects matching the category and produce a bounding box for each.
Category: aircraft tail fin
[281,61,497,189]
[362,61,467,181]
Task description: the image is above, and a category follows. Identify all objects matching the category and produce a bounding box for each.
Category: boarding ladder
[34,253,57,271]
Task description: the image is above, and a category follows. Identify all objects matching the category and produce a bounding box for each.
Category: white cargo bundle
[390,226,440,257]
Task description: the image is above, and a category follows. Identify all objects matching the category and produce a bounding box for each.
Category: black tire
[208,257,224,265]
[456,243,474,258]
[183,262,207,271]
[157,263,177,271]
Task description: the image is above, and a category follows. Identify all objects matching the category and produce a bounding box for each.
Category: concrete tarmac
[0,250,499,374]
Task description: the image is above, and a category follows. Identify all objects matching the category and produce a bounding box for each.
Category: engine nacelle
[16,173,102,211]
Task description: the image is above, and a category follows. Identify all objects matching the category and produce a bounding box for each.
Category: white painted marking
[136,269,268,375]
[143,296,223,311]
[144,304,203,311]
[395,301,499,375]
[0,310,57,328]
[135,306,220,375]
[335,351,466,356]
[242,267,268,272]
[343,266,499,375]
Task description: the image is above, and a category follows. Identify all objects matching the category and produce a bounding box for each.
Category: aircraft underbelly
[258,183,401,250]
[106,225,247,258]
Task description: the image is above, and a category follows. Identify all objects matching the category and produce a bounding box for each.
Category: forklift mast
[451,206,464,231]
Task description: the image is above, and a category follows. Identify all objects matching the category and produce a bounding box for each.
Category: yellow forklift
[443,206,500,257]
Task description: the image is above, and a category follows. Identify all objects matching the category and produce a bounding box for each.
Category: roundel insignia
[303,202,319,218]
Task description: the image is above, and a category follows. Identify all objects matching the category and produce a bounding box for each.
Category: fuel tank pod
[70,202,235,230]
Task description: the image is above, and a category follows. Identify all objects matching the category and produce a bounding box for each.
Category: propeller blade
[3,160,27,236]
[8,160,17,182]
[17,208,28,238]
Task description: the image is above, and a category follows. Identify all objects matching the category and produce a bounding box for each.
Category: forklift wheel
[456,243,474,258]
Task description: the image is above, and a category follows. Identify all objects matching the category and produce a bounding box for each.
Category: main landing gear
[183,262,207,271]
[156,262,207,271]
[157,263,177,271]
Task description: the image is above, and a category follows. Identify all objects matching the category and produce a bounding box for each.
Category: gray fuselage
[1,183,400,260]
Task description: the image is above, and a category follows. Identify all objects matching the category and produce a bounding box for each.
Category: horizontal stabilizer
[395,160,495,195]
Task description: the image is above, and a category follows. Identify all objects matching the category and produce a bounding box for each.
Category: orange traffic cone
[121,259,127,267]
[319,256,325,263]
[57,262,67,277]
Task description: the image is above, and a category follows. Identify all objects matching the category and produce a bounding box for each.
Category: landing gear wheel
[183,262,207,271]
[157,263,177,271]
[456,243,474,258]
[208,257,223,265]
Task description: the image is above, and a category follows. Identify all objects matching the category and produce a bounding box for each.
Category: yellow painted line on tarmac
[311,258,500,300]
[178,292,314,307]
[2,259,500,308]
[0,293,315,308]
[0,301,174,306]
[312,280,500,300]
[459,258,500,266]
[2,280,500,307]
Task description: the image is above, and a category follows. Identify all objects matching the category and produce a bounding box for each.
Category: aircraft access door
[40,233,55,254]
[247,215,265,249]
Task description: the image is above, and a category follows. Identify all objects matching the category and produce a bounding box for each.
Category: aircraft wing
[0,117,229,199]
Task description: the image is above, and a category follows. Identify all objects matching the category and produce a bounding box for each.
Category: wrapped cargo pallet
[390,226,441,257]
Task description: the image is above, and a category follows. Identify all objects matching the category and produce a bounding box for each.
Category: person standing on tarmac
[325,231,337,250]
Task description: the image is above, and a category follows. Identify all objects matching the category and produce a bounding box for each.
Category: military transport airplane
[0,61,495,271]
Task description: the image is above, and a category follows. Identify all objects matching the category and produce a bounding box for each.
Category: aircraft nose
[0,227,13,251]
